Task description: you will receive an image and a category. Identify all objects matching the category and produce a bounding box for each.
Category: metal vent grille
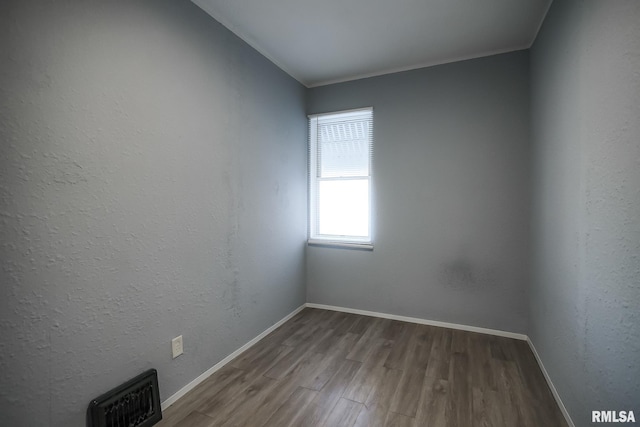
[87,369,162,427]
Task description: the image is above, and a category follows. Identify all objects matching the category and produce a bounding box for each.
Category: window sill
[307,239,374,251]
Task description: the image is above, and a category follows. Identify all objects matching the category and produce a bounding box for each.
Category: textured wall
[530,1,640,426]
[0,1,306,425]
[306,52,531,333]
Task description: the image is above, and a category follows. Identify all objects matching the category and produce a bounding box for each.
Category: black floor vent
[87,369,162,427]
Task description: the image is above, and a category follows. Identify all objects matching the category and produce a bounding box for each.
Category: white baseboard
[526,338,575,427]
[161,304,306,410]
[305,303,527,340]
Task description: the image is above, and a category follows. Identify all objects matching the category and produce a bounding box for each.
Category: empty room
[1,0,638,426]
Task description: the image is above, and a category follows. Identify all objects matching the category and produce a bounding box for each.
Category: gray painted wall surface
[530,1,640,425]
[306,52,531,334]
[0,1,306,425]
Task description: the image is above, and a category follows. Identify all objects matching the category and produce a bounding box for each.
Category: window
[308,107,373,248]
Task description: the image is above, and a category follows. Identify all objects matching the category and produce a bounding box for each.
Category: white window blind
[309,107,373,246]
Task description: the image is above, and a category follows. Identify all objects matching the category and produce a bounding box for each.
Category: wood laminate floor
[157,308,568,427]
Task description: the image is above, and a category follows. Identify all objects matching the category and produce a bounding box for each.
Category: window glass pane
[318,179,369,237]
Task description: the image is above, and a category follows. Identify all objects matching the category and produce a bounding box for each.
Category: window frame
[308,107,374,249]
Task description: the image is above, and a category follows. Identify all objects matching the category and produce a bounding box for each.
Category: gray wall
[0,1,307,425]
[530,1,640,426]
[307,52,531,333]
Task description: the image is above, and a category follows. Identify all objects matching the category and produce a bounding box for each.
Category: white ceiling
[192,0,552,88]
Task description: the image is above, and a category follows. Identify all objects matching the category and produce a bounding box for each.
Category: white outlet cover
[172,335,183,359]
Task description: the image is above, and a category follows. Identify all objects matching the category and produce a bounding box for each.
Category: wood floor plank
[235,352,327,426]
[252,309,325,351]
[505,361,541,427]
[296,359,363,426]
[348,314,375,335]
[263,345,314,380]
[412,324,438,356]
[320,398,364,427]
[160,309,569,427]
[342,337,394,403]
[492,358,522,427]
[415,376,449,426]
[380,319,409,341]
[282,311,333,347]
[156,366,246,426]
[383,321,416,370]
[259,386,318,427]
[313,314,360,354]
[468,333,496,391]
[471,386,493,427]
[326,311,359,334]
[229,340,293,373]
[191,369,260,417]
[300,331,360,391]
[448,352,472,427]
[346,317,388,362]
[424,327,452,381]
[264,328,332,380]
[172,411,216,427]
[353,366,403,427]
[389,324,433,416]
[451,328,470,355]
[384,411,415,427]
[200,375,279,426]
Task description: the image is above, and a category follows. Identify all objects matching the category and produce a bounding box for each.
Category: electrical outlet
[171,335,183,359]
